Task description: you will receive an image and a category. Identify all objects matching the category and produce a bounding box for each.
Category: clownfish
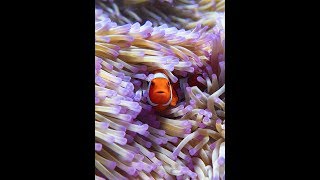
[147,70,179,111]
[186,73,207,91]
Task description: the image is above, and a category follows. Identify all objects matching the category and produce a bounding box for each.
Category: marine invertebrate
[95,1,225,179]
[96,0,224,29]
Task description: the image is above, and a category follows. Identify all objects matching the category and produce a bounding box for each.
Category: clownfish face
[149,78,171,104]
[147,72,173,109]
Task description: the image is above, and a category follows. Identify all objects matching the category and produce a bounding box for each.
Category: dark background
[2,0,94,179]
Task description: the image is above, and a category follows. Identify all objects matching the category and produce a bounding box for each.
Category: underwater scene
[95,0,225,179]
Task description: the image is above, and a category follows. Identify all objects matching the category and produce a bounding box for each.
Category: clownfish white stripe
[147,94,159,106]
[162,85,173,106]
[152,72,169,80]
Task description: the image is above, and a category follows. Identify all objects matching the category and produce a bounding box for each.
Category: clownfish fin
[170,87,178,107]
[172,81,180,90]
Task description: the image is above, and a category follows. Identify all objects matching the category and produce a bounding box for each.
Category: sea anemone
[95,1,225,179]
[96,0,224,29]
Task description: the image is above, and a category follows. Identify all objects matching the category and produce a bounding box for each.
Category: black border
[226,1,315,179]
[4,1,95,179]
[226,1,278,179]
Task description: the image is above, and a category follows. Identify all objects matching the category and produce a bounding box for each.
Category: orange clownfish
[147,70,179,111]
